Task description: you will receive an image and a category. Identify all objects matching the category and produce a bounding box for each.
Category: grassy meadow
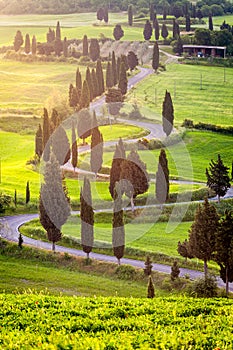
[127,63,233,127]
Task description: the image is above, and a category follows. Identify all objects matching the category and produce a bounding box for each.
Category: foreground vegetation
[1,291,233,349]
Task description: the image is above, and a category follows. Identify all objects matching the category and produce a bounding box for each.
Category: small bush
[115,264,136,280]
[191,274,218,298]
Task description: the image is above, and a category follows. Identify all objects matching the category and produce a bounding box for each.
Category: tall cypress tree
[161,23,169,41]
[128,4,133,26]
[80,177,94,260]
[35,124,43,159]
[86,67,93,101]
[14,30,23,51]
[111,51,117,85]
[109,140,126,198]
[215,210,233,296]
[83,34,88,56]
[152,41,159,72]
[76,68,82,92]
[206,154,230,203]
[106,61,113,89]
[185,14,191,32]
[149,3,155,21]
[56,21,61,40]
[156,149,169,204]
[91,68,98,99]
[96,59,105,95]
[209,14,213,31]
[90,124,103,175]
[26,181,30,204]
[39,153,70,252]
[154,18,160,41]
[112,182,125,265]
[118,61,127,95]
[71,121,78,170]
[103,7,108,23]
[143,20,153,40]
[80,80,90,109]
[77,109,92,143]
[173,19,180,38]
[42,107,50,149]
[24,33,30,54]
[162,90,174,137]
[188,198,219,277]
[63,37,68,57]
[31,35,37,55]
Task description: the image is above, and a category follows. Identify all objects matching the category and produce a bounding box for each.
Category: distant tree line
[1,0,232,16]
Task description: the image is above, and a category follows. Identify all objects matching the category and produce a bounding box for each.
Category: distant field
[128,63,233,127]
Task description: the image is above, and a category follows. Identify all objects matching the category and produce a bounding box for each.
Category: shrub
[115,264,136,280]
[191,274,218,298]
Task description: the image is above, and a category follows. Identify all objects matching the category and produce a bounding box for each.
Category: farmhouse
[183,45,226,58]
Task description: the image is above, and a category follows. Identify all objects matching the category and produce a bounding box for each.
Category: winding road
[1,66,233,293]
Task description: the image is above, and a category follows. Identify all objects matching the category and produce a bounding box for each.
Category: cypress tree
[89,38,100,61]
[163,7,167,20]
[103,7,108,23]
[50,108,60,131]
[147,276,155,298]
[149,3,155,21]
[39,153,70,252]
[171,261,180,281]
[54,37,62,56]
[116,56,121,81]
[161,23,168,41]
[24,33,30,54]
[83,34,88,56]
[31,35,37,55]
[177,239,194,263]
[144,256,153,276]
[52,125,71,165]
[56,21,61,40]
[71,121,78,170]
[109,139,126,198]
[215,210,233,296]
[143,20,152,40]
[91,68,98,99]
[76,68,82,92]
[80,80,90,109]
[97,7,104,21]
[118,61,127,95]
[90,124,103,175]
[35,124,43,159]
[96,59,105,95]
[80,177,94,260]
[14,30,23,51]
[77,109,92,143]
[156,149,169,204]
[206,154,230,203]
[26,181,30,204]
[63,37,68,57]
[42,108,50,149]
[162,90,174,137]
[128,4,133,26]
[111,51,117,85]
[154,18,160,41]
[112,182,125,265]
[209,14,213,31]
[86,67,93,101]
[69,85,79,108]
[106,61,113,89]
[173,19,180,38]
[185,14,191,32]
[113,24,124,40]
[14,189,17,207]
[47,27,55,43]
[188,198,219,277]
[152,41,159,72]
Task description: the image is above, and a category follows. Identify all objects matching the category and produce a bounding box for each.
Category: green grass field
[127,63,233,127]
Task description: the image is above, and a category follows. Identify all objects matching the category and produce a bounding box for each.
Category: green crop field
[127,63,233,127]
[1,293,233,349]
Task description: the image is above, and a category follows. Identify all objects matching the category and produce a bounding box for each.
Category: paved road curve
[1,213,232,292]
